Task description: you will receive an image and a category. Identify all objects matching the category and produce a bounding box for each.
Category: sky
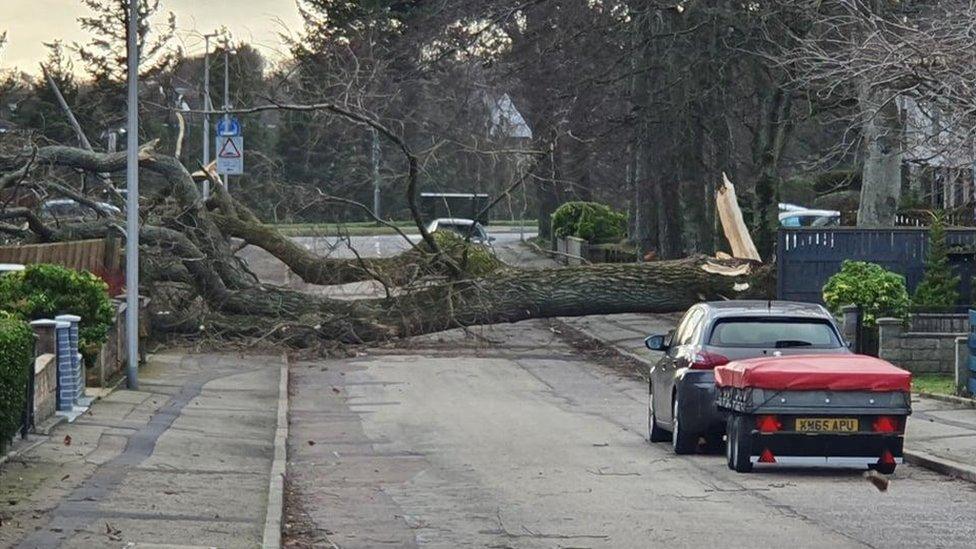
[1,0,304,74]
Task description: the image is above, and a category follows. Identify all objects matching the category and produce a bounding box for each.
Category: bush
[0,264,115,359]
[551,201,627,242]
[913,212,960,308]
[0,314,33,452]
[430,231,503,277]
[822,261,910,326]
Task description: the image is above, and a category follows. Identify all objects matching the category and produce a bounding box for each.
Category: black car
[646,301,850,454]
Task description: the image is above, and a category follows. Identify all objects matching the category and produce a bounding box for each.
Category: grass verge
[913,373,956,396]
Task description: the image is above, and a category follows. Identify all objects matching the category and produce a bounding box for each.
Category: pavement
[0,352,286,549]
[285,321,976,548]
[562,312,976,487]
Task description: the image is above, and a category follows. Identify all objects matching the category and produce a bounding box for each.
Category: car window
[675,307,704,346]
[708,318,841,349]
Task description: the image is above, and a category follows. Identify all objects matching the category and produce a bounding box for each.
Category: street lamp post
[125,0,140,390]
[222,44,236,191]
[201,32,218,199]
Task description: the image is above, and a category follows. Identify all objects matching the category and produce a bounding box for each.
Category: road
[289,229,534,259]
[239,230,545,300]
[286,320,976,548]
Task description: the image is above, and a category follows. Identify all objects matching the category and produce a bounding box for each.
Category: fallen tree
[0,132,770,350]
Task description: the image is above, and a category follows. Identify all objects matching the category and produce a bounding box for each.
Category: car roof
[431,218,477,226]
[696,300,834,319]
[778,209,840,219]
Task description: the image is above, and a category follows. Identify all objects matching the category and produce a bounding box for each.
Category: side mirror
[645,335,669,352]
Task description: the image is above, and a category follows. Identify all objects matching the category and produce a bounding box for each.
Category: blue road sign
[216,117,241,137]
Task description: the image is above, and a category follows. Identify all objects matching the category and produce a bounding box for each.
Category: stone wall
[877,317,960,374]
[33,354,56,426]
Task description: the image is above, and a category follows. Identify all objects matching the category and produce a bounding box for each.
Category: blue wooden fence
[776,228,976,304]
[968,310,976,395]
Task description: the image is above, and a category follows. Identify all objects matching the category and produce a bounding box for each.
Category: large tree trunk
[857,81,903,227]
[2,143,769,349]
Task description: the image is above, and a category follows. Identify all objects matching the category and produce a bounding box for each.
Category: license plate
[796,418,859,433]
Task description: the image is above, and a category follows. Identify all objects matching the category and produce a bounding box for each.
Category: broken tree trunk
[716,173,762,262]
[1,143,772,349]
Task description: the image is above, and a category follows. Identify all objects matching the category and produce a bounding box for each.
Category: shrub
[551,201,627,242]
[822,261,910,326]
[913,212,960,308]
[0,264,115,359]
[0,314,33,452]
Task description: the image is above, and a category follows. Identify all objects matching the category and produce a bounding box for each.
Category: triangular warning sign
[218,137,241,159]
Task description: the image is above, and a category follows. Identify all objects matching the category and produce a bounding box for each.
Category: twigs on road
[494,510,610,542]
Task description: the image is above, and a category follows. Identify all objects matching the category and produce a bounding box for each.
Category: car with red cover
[715,354,912,473]
[645,301,850,455]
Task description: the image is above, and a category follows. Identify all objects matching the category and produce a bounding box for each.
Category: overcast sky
[2,0,303,73]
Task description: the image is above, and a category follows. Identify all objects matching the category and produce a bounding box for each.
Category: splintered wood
[716,172,762,262]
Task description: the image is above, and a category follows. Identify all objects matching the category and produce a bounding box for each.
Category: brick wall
[877,318,960,374]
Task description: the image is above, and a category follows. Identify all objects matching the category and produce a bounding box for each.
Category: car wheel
[671,396,698,455]
[869,462,897,475]
[729,414,753,473]
[648,384,670,443]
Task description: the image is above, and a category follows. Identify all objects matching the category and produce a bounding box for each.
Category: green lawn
[912,373,956,396]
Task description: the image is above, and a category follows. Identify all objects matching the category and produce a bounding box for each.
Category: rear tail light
[759,448,777,463]
[756,415,782,433]
[879,449,896,465]
[689,351,730,370]
[873,416,901,433]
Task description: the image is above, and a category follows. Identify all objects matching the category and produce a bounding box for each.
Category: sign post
[216,135,244,175]
[215,116,243,184]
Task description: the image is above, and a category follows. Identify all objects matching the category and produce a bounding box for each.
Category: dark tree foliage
[914,212,961,308]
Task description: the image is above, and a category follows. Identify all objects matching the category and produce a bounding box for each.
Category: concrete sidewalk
[0,351,286,548]
[563,312,976,483]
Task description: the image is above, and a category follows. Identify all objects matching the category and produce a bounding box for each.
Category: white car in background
[778,203,841,228]
[426,218,495,246]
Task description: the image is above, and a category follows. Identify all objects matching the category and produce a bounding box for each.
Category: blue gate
[969,311,976,395]
[777,228,976,304]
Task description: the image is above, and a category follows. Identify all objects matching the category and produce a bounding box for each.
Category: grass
[912,373,956,396]
[272,219,537,237]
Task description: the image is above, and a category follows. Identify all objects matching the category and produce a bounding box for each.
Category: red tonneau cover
[714,354,911,392]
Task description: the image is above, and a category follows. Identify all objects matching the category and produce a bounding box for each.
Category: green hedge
[822,261,910,326]
[0,314,33,452]
[0,264,114,360]
[551,201,627,242]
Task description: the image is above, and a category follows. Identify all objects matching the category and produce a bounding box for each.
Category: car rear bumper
[676,374,723,434]
[748,432,904,459]
[749,456,903,467]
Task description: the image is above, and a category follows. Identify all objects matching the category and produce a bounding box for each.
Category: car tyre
[648,384,670,443]
[671,396,698,455]
[729,414,753,473]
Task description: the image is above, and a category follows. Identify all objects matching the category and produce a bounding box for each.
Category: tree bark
[857,82,903,227]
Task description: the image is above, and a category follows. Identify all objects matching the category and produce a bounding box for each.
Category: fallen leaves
[62,435,71,446]
[105,521,122,541]
[863,469,890,492]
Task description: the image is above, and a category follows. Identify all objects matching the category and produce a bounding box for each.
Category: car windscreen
[708,318,842,349]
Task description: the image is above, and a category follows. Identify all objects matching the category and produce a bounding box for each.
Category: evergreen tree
[913,211,960,308]
[72,0,178,139]
[11,42,80,144]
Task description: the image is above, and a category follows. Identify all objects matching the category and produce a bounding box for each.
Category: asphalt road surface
[287,320,976,549]
[290,229,534,259]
